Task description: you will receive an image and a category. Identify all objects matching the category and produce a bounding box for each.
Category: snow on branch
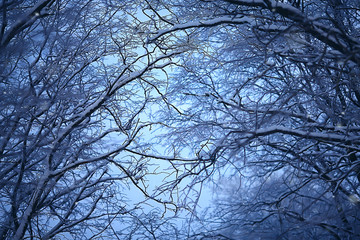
[148,15,252,43]
[224,0,360,64]
[251,125,356,143]
[0,0,55,48]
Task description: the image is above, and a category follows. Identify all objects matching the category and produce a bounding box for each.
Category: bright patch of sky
[95,5,215,224]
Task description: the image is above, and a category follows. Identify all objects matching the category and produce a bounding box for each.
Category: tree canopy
[1,0,360,239]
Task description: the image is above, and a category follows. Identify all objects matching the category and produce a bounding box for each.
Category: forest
[1,0,360,239]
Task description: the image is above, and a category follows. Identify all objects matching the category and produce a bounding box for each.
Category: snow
[253,125,355,143]
[1,0,55,47]
[149,16,253,43]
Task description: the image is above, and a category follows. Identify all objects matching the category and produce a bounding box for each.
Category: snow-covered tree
[147,0,360,238]
[0,1,186,239]
[2,0,360,239]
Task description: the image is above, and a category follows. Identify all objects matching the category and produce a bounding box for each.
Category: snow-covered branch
[149,15,252,43]
[0,0,55,48]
